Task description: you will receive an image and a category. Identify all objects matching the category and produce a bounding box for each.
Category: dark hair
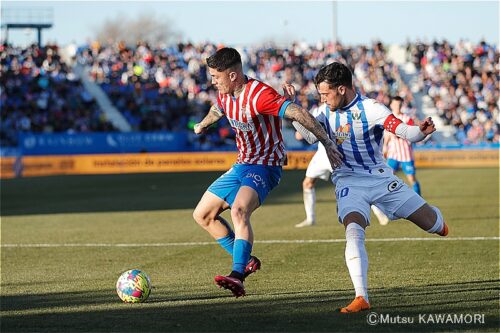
[314,62,352,88]
[391,96,404,103]
[206,47,242,72]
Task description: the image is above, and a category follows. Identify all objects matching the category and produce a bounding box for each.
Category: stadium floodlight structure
[1,7,53,46]
[332,1,338,43]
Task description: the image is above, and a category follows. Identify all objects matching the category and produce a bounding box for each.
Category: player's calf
[427,206,448,236]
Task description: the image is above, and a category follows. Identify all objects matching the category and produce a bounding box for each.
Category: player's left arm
[284,103,342,168]
[384,115,436,143]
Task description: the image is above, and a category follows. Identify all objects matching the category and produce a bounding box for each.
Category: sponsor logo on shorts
[387,180,404,192]
[246,173,267,189]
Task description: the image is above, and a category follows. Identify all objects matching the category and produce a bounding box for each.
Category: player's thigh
[405,203,436,230]
[206,166,241,207]
[193,191,230,222]
[335,185,371,225]
[239,164,282,206]
[374,177,426,220]
[232,185,260,219]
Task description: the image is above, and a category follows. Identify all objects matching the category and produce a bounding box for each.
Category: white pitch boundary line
[1,237,498,248]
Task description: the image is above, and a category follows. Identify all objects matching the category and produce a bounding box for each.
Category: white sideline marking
[1,237,498,248]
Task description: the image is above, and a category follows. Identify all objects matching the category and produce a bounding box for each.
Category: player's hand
[282,83,296,102]
[194,123,205,135]
[295,131,304,141]
[323,140,343,169]
[419,117,436,136]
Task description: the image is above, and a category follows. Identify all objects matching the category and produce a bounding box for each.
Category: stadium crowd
[76,40,417,149]
[408,40,499,144]
[0,43,117,147]
[1,40,498,148]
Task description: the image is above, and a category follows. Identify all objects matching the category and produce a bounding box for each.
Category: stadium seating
[0,43,118,147]
[1,40,498,149]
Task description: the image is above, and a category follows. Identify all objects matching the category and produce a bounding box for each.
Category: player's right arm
[371,100,435,143]
[384,115,435,143]
[194,105,224,134]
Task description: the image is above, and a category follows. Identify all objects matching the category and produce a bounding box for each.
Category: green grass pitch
[1,168,499,332]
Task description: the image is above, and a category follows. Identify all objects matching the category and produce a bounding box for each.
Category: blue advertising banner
[19,132,189,155]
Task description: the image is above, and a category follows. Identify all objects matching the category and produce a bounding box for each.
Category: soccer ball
[116,269,152,303]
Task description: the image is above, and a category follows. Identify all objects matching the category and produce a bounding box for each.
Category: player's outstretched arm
[384,115,435,143]
[284,103,342,169]
[194,105,224,134]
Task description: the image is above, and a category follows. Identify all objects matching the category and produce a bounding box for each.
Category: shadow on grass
[1,171,313,216]
[2,280,499,333]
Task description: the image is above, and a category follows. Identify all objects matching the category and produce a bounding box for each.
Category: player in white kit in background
[295,103,333,227]
[293,62,449,313]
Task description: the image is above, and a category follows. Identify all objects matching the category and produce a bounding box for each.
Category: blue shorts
[387,159,416,175]
[208,164,282,207]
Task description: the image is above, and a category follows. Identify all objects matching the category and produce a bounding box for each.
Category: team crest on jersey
[335,124,351,144]
[351,111,361,120]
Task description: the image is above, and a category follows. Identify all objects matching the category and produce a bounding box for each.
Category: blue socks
[216,233,235,255]
[214,217,253,276]
[216,217,235,255]
[232,239,252,274]
[413,181,421,196]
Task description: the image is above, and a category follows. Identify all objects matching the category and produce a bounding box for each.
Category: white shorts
[334,173,426,225]
[305,148,332,181]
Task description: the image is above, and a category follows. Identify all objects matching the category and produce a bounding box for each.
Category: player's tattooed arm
[194,105,224,134]
[284,103,343,168]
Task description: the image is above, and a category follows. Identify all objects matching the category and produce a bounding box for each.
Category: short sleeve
[370,100,393,126]
[216,94,225,114]
[255,87,289,117]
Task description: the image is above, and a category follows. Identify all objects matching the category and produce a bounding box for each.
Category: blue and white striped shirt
[315,94,394,183]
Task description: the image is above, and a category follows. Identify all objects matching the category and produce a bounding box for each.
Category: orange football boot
[438,223,449,236]
[340,296,371,313]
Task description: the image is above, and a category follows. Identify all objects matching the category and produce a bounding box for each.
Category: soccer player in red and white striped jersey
[383,96,422,195]
[192,47,342,297]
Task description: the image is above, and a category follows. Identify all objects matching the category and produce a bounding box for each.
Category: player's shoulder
[359,96,391,115]
[249,77,275,93]
[311,103,329,117]
[359,96,384,108]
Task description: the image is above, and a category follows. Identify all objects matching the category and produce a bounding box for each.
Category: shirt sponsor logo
[336,124,351,144]
[229,118,255,132]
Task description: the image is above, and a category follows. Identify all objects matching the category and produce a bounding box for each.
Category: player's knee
[342,212,367,229]
[230,204,251,225]
[192,208,212,228]
[303,178,314,189]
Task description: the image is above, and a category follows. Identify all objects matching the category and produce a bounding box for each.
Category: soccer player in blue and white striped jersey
[294,62,448,313]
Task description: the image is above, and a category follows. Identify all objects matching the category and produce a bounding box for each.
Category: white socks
[303,188,316,223]
[426,206,444,234]
[345,223,369,303]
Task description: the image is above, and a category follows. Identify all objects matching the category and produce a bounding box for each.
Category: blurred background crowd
[1,39,498,149]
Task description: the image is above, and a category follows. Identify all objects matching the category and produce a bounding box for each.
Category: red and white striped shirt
[216,78,289,166]
[385,114,415,162]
